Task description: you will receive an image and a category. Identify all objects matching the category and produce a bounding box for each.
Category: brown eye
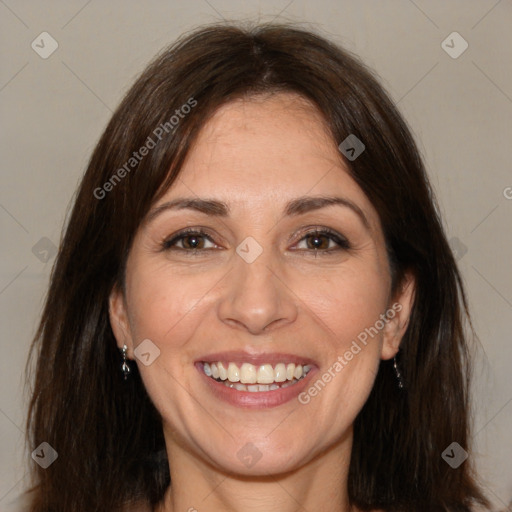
[162,229,216,251]
[304,233,331,250]
[181,234,206,249]
[294,228,350,253]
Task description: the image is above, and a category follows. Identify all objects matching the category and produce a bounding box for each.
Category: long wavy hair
[25,22,489,511]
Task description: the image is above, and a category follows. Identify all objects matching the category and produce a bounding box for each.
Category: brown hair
[25,22,489,511]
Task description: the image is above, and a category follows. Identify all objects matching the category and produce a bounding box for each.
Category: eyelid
[161,227,220,251]
[289,226,350,251]
[161,225,350,253]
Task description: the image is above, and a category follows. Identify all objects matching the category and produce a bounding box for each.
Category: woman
[23,23,490,511]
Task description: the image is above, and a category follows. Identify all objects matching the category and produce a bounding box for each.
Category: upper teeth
[203,362,312,384]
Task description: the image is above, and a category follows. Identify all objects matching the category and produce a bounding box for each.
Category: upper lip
[196,351,318,367]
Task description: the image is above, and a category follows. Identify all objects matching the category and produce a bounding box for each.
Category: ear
[381,272,416,360]
[109,284,133,356]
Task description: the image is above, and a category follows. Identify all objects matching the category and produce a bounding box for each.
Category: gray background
[0,0,511,509]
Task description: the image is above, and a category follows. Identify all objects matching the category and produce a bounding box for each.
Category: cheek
[124,258,226,359]
[291,261,390,413]
[298,261,390,344]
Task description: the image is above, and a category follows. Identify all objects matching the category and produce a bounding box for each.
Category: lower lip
[196,363,316,409]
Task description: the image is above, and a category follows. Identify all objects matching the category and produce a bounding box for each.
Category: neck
[156,428,355,512]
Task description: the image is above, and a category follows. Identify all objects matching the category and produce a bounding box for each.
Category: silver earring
[121,344,131,380]
[393,355,405,390]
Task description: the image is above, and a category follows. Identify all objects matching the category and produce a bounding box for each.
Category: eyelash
[161,227,350,256]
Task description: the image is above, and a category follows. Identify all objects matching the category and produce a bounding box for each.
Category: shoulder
[124,499,153,512]
[3,492,32,511]
[3,493,154,512]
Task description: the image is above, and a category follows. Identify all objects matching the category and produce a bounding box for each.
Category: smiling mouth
[201,361,312,392]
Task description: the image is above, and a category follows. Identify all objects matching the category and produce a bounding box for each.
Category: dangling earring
[121,344,131,380]
[393,355,405,390]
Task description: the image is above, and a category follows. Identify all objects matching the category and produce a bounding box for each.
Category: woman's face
[110,93,413,477]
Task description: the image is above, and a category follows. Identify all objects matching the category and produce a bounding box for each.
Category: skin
[110,92,415,512]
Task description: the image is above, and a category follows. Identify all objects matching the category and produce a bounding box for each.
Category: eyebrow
[146,195,370,229]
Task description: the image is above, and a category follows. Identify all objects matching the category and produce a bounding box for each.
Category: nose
[216,245,298,335]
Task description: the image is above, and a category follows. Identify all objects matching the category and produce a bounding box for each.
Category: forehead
[157,92,380,229]
[194,92,336,169]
